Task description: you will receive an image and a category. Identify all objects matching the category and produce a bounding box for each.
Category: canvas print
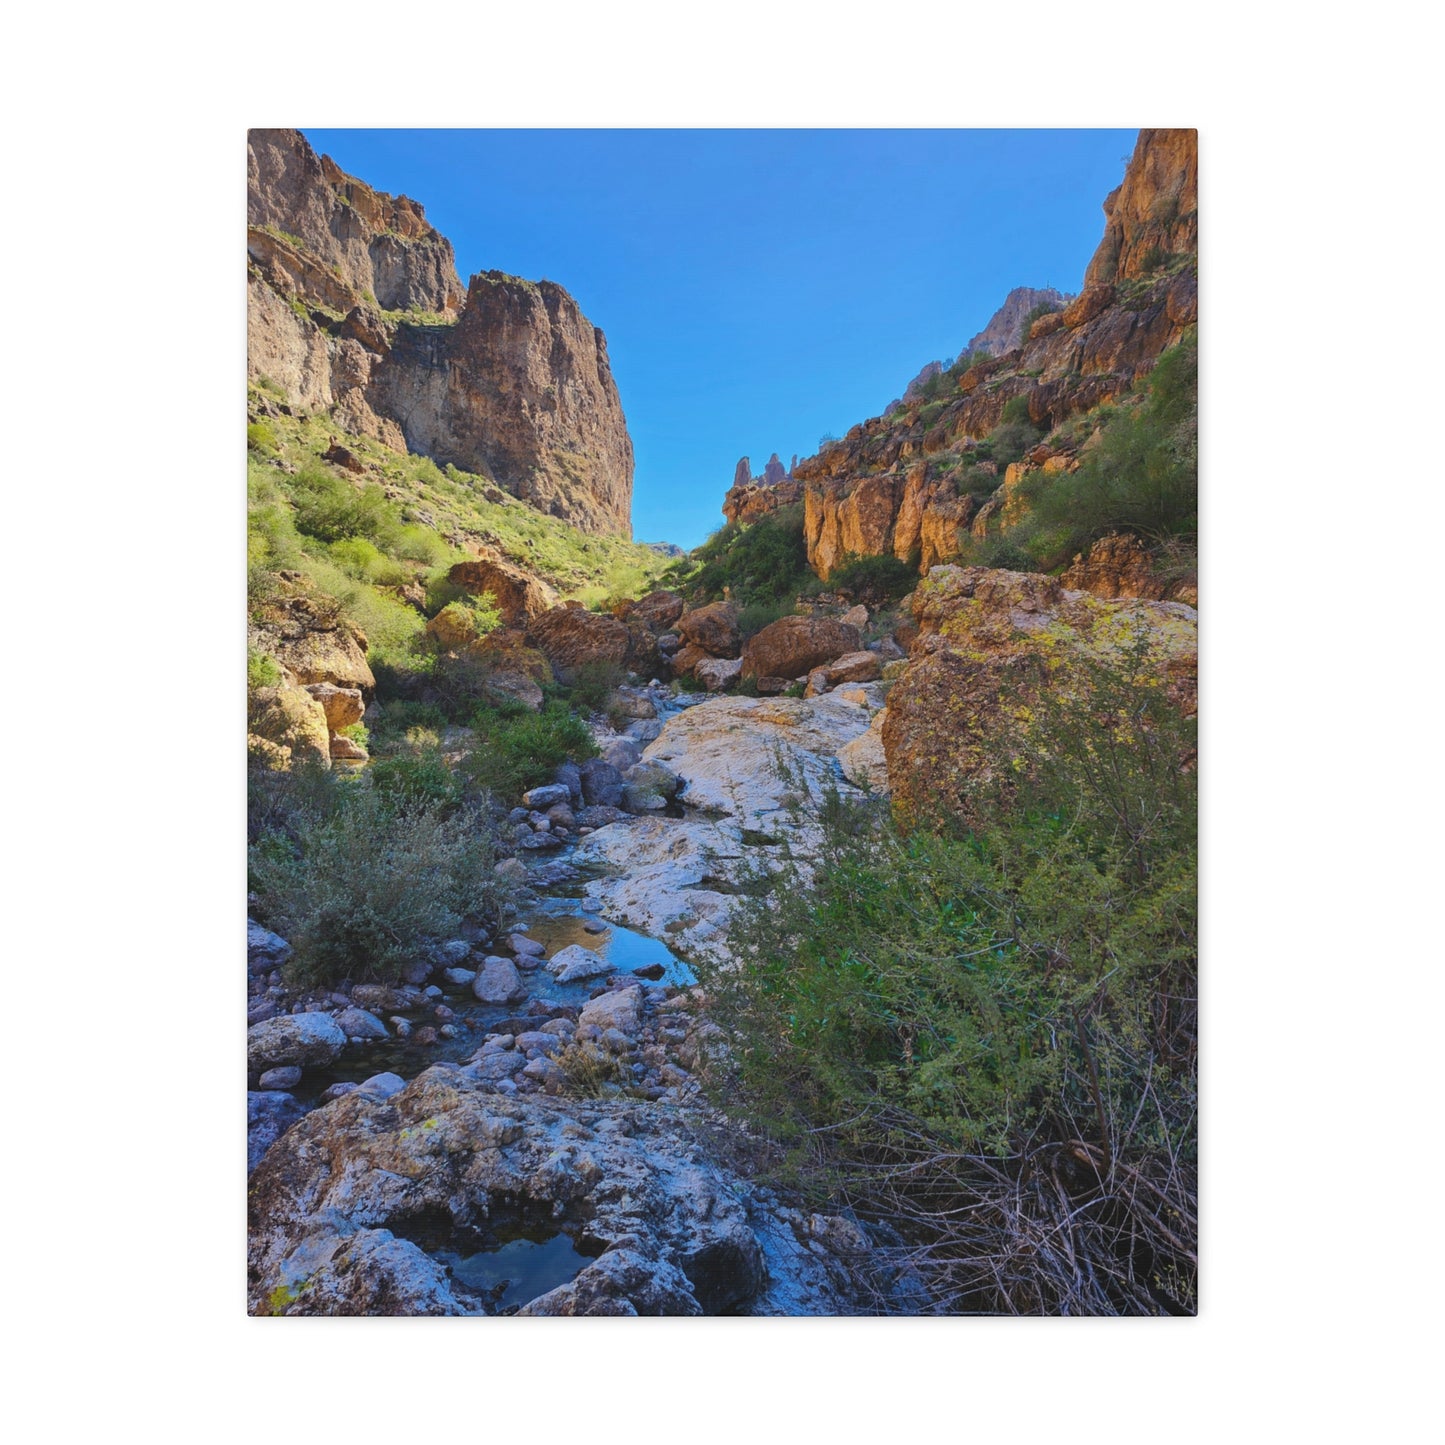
[246,127,1198,1316]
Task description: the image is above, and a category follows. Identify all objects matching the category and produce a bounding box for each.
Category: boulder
[247,1090,308,1173]
[741,616,863,680]
[521,783,571,810]
[247,920,292,974]
[509,933,546,958]
[527,607,631,683]
[302,682,364,731]
[484,672,545,711]
[578,986,643,1036]
[447,552,559,627]
[247,684,331,769]
[821,651,882,686]
[328,733,367,761]
[677,601,740,658]
[546,944,614,983]
[624,589,685,631]
[247,1013,347,1074]
[579,758,625,808]
[472,957,527,1004]
[334,1007,388,1041]
[695,656,743,692]
[669,642,712,678]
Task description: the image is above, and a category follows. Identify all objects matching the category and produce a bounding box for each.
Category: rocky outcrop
[576,693,878,958]
[881,565,1197,827]
[719,131,1198,582]
[963,285,1073,358]
[1059,532,1196,603]
[248,684,331,769]
[248,129,464,315]
[249,587,376,695]
[370,272,634,536]
[1083,128,1198,289]
[247,129,634,538]
[248,1068,869,1315]
[762,453,788,484]
[447,552,560,627]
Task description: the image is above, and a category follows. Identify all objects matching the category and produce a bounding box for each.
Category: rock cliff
[247,129,634,537]
[719,129,1198,580]
[963,285,1073,358]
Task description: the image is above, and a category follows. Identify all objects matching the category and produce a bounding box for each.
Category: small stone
[390,1017,412,1038]
[258,1066,303,1090]
[354,1072,406,1099]
[318,1081,359,1103]
[632,963,666,981]
[333,1008,388,1042]
[442,967,477,987]
[509,933,546,958]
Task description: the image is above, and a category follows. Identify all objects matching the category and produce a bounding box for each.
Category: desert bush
[247,421,278,453]
[826,553,916,607]
[369,744,462,811]
[290,462,402,550]
[698,632,1196,1314]
[687,504,813,605]
[249,784,506,987]
[463,701,597,800]
[1021,333,1196,565]
[737,596,797,640]
[566,660,626,713]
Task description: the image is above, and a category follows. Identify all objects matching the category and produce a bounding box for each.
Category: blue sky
[304,128,1137,549]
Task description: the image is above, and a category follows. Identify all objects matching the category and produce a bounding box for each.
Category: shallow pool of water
[291,898,692,1102]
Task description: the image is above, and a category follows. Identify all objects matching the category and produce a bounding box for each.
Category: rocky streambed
[247,681,903,1316]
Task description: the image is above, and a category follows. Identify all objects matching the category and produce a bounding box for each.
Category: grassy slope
[247,385,673,672]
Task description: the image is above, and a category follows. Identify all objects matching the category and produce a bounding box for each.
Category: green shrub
[566,660,626,713]
[370,745,462,811]
[463,701,598,800]
[737,596,797,640]
[290,462,402,549]
[247,420,278,453]
[1000,394,1034,426]
[698,632,1197,1313]
[826,553,916,607]
[1021,332,1196,565]
[687,504,812,606]
[247,649,281,690]
[249,785,505,987]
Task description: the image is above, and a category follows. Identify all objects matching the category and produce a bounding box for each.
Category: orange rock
[448,552,559,627]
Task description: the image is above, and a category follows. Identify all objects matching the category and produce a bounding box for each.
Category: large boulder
[527,607,631,683]
[677,601,740,658]
[249,589,375,694]
[248,684,331,769]
[447,552,560,627]
[578,986,644,1036]
[579,758,625,808]
[302,682,364,731]
[247,1013,348,1074]
[741,616,863,680]
[623,589,685,631]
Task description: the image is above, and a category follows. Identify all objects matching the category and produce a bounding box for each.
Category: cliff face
[246,129,634,538]
[370,273,634,535]
[248,128,463,315]
[721,128,1197,577]
[1083,128,1198,289]
[963,285,1073,358]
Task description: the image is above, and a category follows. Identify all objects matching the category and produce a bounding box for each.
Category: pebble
[318,1082,359,1103]
[390,1017,412,1038]
[258,1066,303,1090]
[423,985,443,999]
